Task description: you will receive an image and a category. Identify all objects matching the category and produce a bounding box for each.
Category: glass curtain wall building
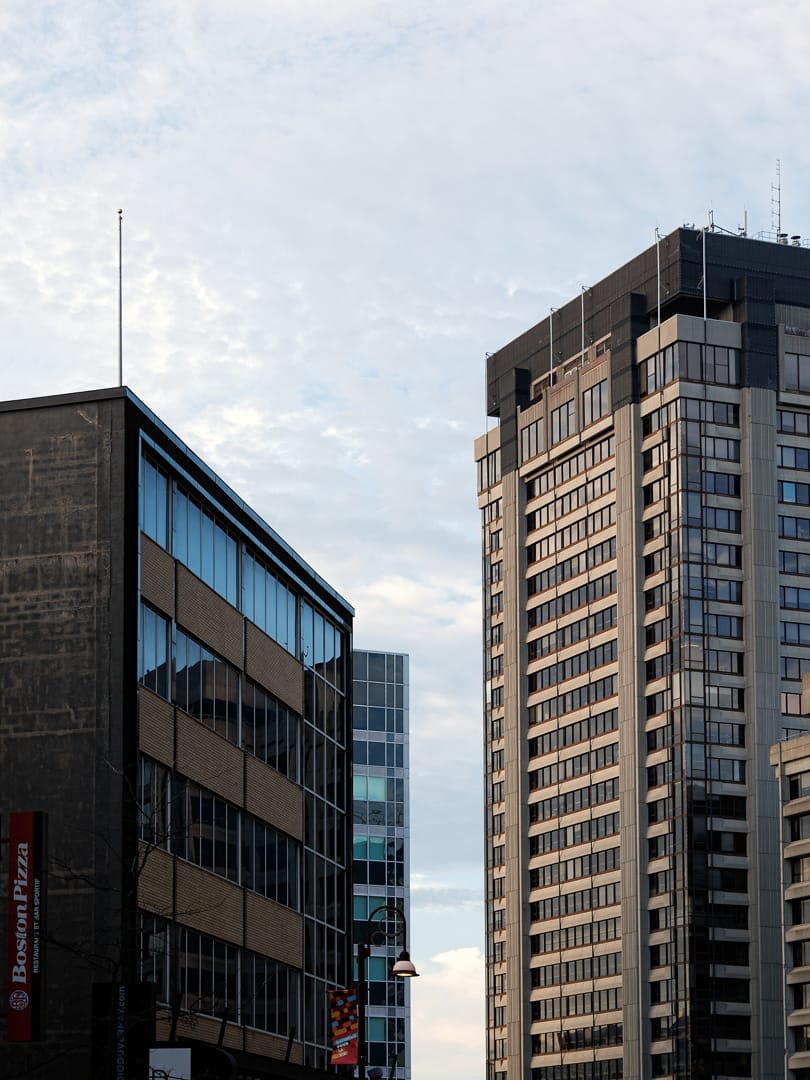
[352,650,411,1080]
[475,229,810,1080]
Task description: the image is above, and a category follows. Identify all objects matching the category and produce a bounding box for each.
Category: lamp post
[356,904,418,1080]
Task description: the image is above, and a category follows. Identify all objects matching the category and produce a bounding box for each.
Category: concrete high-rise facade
[0,388,353,1079]
[475,229,810,1080]
[770,731,810,1078]
[352,650,411,1080]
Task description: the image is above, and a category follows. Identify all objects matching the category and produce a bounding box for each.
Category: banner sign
[91,982,155,1080]
[328,987,359,1065]
[6,811,47,1042]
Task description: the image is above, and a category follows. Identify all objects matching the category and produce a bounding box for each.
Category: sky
[3,2,810,1077]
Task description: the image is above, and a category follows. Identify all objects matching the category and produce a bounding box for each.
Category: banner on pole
[328,988,359,1065]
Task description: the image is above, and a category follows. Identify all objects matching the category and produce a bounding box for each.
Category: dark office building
[475,228,810,1080]
[0,388,353,1079]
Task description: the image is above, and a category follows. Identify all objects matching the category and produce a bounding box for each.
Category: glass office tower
[476,228,810,1080]
[352,650,411,1080]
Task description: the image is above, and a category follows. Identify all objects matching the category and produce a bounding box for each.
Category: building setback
[0,388,353,1079]
[475,228,810,1080]
[352,650,411,1080]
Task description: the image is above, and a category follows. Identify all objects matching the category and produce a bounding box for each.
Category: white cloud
[411,947,485,1080]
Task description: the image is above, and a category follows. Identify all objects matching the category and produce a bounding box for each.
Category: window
[641,343,739,394]
[780,515,810,539]
[706,757,746,782]
[521,418,545,463]
[781,586,810,610]
[527,708,618,757]
[528,638,617,692]
[782,621,810,646]
[551,399,576,444]
[242,679,300,780]
[780,409,810,434]
[783,692,804,716]
[683,398,739,426]
[784,657,810,682]
[780,480,810,506]
[140,455,169,548]
[705,614,743,638]
[173,487,238,605]
[779,445,810,470]
[704,542,742,567]
[705,507,741,532]
[242,551,298,655]
[785,352,810,394]
[139,604,170,700]
[781,550,810,575]
[704,578,743,604]
[527,435,614,497]
[528,676,617,725]
[139,757,300,906]
[703,436,740,462]
[583,379,609,426]
[478,448,501,492]
[703,471,741,496]
[175,628,239,743]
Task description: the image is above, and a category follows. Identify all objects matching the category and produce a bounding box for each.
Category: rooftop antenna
[118,209,123,387]
[771,159,782,237]
[695,226,707,322]
[580,286,591,366]
[654,227,662,328]
[702,225,707,321]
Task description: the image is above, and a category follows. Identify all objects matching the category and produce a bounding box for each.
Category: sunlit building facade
[771,731,810,1079]
[476,229,810,1080]
[352,649,411,1080]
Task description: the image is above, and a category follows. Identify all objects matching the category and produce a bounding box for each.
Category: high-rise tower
[352,649,411,1080]
[475,228,810,1080]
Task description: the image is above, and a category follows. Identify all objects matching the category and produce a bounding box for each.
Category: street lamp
[356,904,418,1080]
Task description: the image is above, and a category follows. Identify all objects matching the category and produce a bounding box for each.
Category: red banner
[328,988,359,1065]
[6,811,47,1041]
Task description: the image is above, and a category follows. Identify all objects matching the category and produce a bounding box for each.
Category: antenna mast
[771,159,782,237]
[118,209,123,387]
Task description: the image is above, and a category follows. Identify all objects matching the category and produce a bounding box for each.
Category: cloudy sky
[3,2,810,1076]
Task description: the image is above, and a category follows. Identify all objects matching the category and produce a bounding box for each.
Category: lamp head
[392,950,419,978]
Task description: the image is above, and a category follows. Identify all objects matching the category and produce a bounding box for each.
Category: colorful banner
[6,811,47,1042]
[328,987,359,1065]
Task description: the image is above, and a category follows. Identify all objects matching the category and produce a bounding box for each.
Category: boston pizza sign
[6,811,47,1041]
